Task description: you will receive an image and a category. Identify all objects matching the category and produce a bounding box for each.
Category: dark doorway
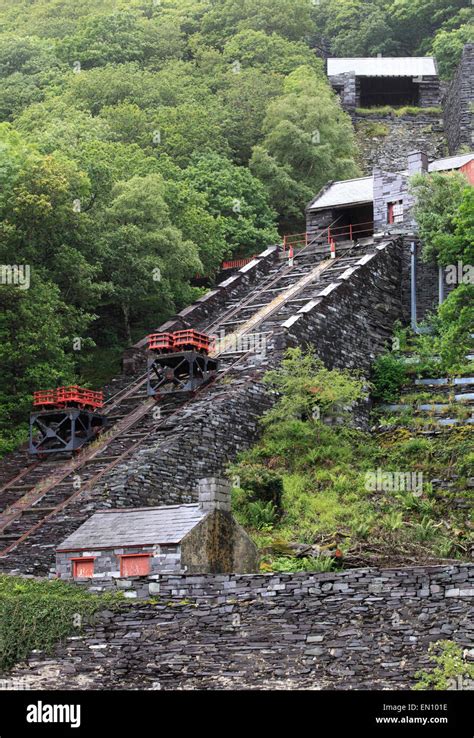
[330,203,374,242]
[359,76,419,107]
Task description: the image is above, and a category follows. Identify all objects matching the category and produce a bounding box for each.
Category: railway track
[0,234,370,563]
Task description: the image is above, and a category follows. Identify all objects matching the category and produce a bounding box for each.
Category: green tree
[56,10,184,69]
[250,66,360,226]
[201,0,314,45]
[217,67,283,163]
[411,171,472,265]
[99,174,202,342]
[262,347,366,426]
[0,279,84,455]
[433,22,474,79]
[222,30,322,75]
[0,34,66,119]
[183,152,279,256]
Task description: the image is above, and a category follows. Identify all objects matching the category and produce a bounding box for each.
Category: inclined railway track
[0,234,363,559]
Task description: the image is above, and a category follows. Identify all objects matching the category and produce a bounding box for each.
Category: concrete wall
[443,44,474,155]
[10,565,474,690]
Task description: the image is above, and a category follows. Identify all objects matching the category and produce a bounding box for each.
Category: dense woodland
[0,0,472,452]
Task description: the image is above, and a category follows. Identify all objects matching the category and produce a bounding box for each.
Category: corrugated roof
[327,57,437,77]
[308,176,374,211]
[428,153,474,172]
[57,504,206,551]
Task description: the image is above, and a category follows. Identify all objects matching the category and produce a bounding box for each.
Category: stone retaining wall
[10,565,474,690]
[443,44,474,155]
[355,113,447,175]
[105,240,403,511]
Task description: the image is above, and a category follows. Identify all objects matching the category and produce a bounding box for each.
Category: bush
[0,575,121,672]
[246,500,278,529]
[230,463,283,509]
[414,641,474,690]
[269,555,336,573]
[371,353,407,402]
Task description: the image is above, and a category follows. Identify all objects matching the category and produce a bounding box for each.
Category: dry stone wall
[10,565,474,690]
[355,113,447,175]
[443,44,474,155]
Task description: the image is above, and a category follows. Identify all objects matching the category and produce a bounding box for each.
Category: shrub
[371,354,407,402]
[269,555,336,573]
[414,641,474,690]
[246,500,278,529]
[0,575,122,672]
[230,463,283,509]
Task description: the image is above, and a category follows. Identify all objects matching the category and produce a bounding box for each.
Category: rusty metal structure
[146,330,219,396]
[29,387,106,457]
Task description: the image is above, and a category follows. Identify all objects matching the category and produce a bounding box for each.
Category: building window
[388,200,404,224]
[72,558,95,578]
[120,554,151,577]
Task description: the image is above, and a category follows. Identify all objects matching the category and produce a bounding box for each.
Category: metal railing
[283,219,374,252]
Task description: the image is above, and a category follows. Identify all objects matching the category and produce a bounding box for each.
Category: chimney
[407,151,428,175]
[198,477,231,513]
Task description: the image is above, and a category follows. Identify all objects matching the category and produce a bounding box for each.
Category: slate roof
[57,504,206,551]
[308,152,474,211]
[327,57,438,77]
[428,153,474,172]
[307,176,374,210]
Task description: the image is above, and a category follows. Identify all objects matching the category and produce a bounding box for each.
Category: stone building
[327,56,440,112]
[306,151,474,242]
[55,477,258,579]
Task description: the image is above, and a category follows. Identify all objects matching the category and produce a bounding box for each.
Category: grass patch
[0,575,123,673]
[356,106,442,118]
[356,120,390,137]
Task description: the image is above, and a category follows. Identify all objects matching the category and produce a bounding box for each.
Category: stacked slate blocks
[444,44,474,155]
[9,565,474,690]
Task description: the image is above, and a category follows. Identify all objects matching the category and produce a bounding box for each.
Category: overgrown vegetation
[356,121,389,138]
[356,106,442,117]
[231,348,473,572]
[0,575,122,672]
[414,641,474,690]
[411,172,474,267]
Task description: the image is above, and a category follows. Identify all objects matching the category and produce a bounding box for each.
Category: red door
[72,558,94,578]
[120,554,151,577]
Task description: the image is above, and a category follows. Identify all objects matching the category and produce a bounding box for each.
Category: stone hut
[327,56,440,112]
[55,477,258,579]
[306,151,474,241]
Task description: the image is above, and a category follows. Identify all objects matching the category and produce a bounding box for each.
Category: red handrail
[283,221,374,252]
[221,256,256,270]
